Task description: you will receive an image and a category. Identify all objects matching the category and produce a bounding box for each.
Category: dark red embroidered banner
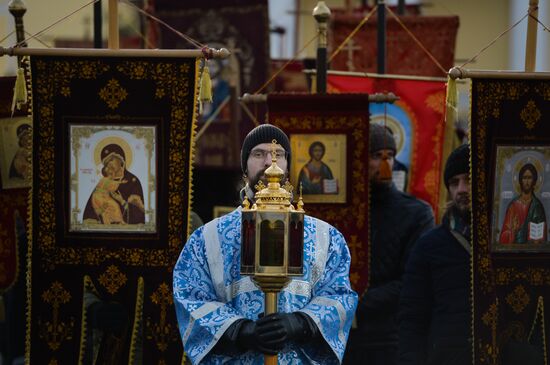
[330,12,459,77]
[268,93,371,294]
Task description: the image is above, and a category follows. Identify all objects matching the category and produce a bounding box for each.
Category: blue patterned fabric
[173,208,357,364]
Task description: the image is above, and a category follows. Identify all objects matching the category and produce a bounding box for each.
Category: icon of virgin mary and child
[83,143,145,225]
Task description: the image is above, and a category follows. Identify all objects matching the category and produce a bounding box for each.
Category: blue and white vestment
[173,208,358,364]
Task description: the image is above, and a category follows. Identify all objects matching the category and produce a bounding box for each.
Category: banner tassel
[199,63,212,114]
[445,76,458,124]
[12,67,28,115]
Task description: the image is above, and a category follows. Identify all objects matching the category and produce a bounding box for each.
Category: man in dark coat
[343,124,435,365]
[398,143,472,365]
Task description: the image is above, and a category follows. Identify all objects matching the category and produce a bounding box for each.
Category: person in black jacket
[343,124,435,365]
[398,143,472,365]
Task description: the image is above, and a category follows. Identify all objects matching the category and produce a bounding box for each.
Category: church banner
[268,93,371,294]
[328,73,454,219]
[0,189,28,290]
[0,179,27,292]
[471,78,550,364]
[0,75,30,294]
[28,55,198,364]
[157,0,269,168]
[330,12,459,77]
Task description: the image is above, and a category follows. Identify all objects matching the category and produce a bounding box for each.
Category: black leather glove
[215,313,319,356]
[255,312,319,352]
[213,319,279,355]
[238,319,280,355]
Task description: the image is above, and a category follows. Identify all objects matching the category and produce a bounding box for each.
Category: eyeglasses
[249,149,286,160]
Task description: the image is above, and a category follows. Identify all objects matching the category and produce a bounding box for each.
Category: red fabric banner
[328,73,451,219]
[330,13,459,77]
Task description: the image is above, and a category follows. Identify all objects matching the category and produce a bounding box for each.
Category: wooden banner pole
[448,67,550,80]
[94,0,102,48]
[525,0,539,72]
[0,47,230,59]
[8,0,27,67]
[239,92,400,104]
[313,2,331,94]
[108,0,119,49]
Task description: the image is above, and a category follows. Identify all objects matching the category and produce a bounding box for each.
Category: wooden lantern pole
[263,291,278,365]
[256,277,289,365]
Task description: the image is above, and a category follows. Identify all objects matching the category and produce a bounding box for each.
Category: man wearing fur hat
[173,124,358,364]
[398,144,472,365]
[344,123,435,365]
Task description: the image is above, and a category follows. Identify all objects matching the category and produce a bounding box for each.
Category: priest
[173,124,357,364]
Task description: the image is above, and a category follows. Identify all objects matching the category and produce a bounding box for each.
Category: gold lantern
[241,140,305,364]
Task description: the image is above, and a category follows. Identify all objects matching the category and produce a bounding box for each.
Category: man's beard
[248,168,288,191]
[370,173,393,188]
[521,185,534,194]
[453,193,471,217]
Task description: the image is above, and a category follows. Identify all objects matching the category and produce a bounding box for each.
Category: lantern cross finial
[271,139,278,163]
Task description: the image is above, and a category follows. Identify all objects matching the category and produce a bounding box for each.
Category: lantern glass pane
[241,214,256,274]
[289,219,303,269]
[259,219,285,266]
[288,213,304,275]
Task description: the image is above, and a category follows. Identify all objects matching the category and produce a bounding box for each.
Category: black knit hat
[444,143,470,188]
[241,124,291,173]
[369,123,396,153]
